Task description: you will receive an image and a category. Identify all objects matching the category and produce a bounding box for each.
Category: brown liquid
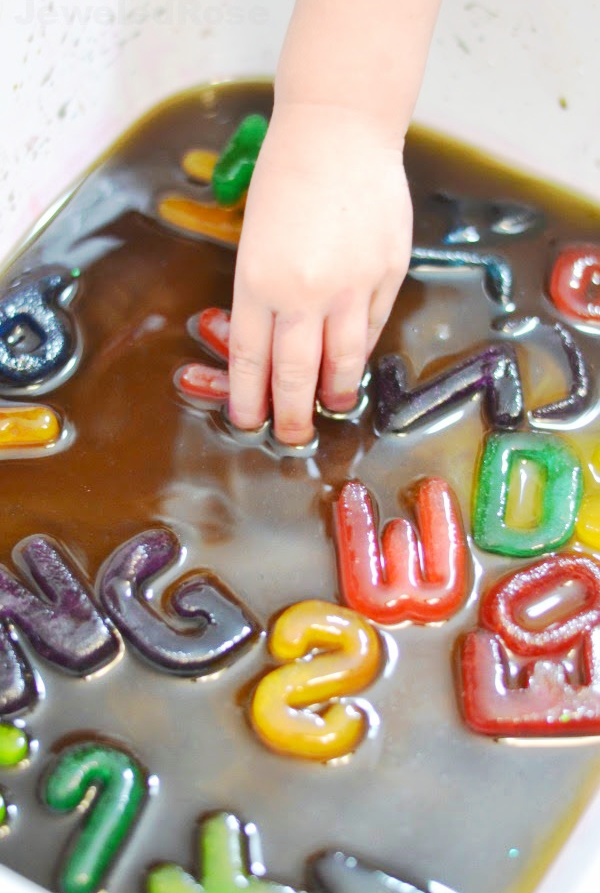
[0,83,600,893]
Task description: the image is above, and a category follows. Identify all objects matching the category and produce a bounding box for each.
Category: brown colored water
[1,82,600,893]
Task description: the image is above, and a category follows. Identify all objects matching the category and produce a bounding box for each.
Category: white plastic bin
[0,2,599,892]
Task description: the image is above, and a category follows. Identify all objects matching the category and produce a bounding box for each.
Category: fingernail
[222,405,270,446]
[268,425,319,459]
[319,391,359,414]
[227,403,267,432]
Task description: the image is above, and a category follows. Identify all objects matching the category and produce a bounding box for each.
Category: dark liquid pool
[0,82,600,893]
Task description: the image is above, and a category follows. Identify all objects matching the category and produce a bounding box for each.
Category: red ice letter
[197,307,230,360]
[548,244,600,324]
[334,478,468,625]
[460,553,600,736]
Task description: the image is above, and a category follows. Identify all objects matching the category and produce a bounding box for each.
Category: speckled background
[1,0,599,265]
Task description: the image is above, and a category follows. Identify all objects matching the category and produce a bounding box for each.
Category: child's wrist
[268,94,408,156]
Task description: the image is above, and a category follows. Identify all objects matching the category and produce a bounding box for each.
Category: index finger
[227,301,274,431]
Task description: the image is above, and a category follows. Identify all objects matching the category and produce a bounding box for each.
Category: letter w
[334,478,469,625]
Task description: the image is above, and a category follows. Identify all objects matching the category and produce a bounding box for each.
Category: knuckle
[286,259,339,300]
[228,348,265,381]
[272,361,316,394]
[295,267,327,296]
[238,251,328,305]
[321,350,363,379]
[237,255,268,296]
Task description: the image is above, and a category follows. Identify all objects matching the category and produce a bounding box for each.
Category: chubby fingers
[271,314,323,445]
[229,265,405,444]
[228,282,403,442]
[228,299,324,446]
[320,270,404,415]
[320,300,369,413]
[227,301,273,431]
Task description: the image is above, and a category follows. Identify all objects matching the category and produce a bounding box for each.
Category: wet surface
[0,83,599,893]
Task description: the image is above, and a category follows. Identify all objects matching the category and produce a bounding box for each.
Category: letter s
[250,601,382,761]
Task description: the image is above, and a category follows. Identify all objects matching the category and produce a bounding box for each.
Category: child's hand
[228,102,413,445]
